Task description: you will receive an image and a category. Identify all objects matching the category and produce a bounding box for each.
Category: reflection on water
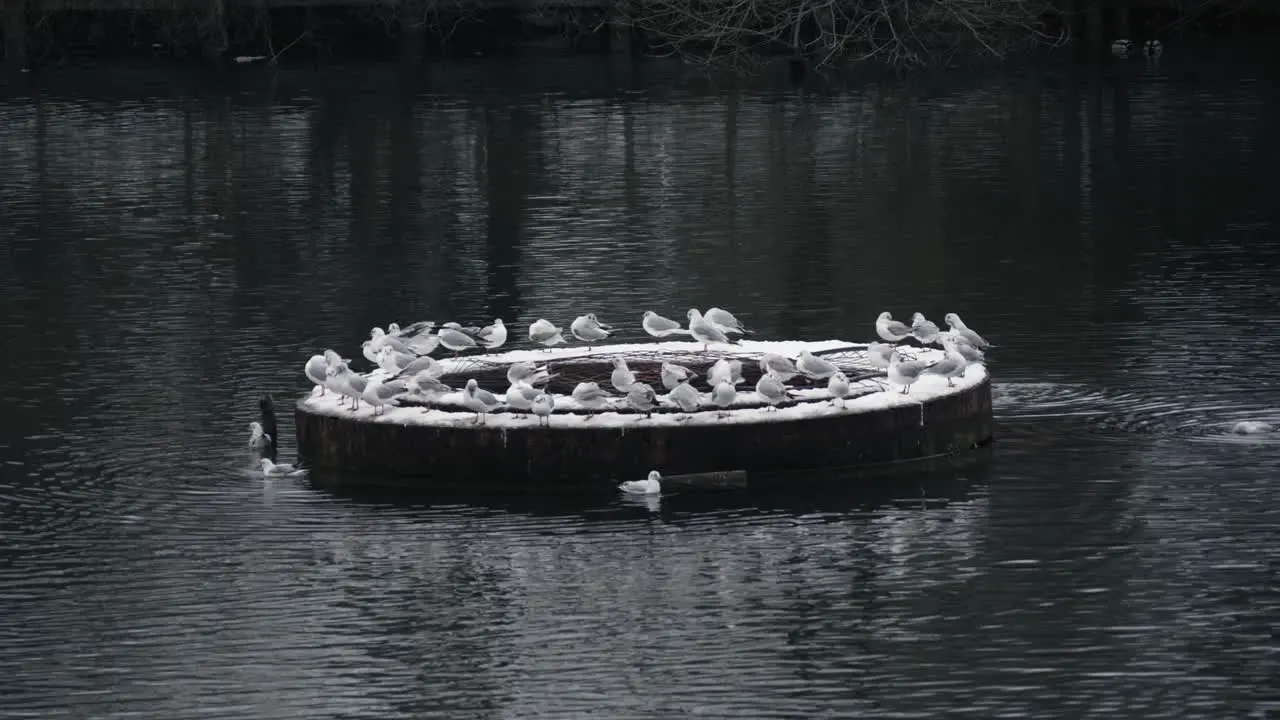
[1,54,1278,717]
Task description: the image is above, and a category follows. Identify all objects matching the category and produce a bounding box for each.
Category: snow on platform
[300,339,987,430]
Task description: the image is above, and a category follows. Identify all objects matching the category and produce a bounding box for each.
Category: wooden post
[3,0,28,71]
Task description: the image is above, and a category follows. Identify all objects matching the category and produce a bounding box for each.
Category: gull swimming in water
[260,458,307,478]
[532,392,554,426]
[707,358,745,388]
[474,319,507,350]
[875,312,914,344]
[705,307,751,336]
[888,349,933,394]
[505,381,541,412]
[619,470,662,495]
[796,350,838,380]
[828,371,851,406]
[626,382,658,417]
[507,361,552,387]
[867,342,896,369]
[570,314,612,347]
[438,326,478,357]
[642,311,691,338]
[911,313,940,345]
[248,421,271,451]
[660,362,697,390]
[462,379,503,424]
[572,382,615,413]
[363,376,409,415]
[924,347,967,387]
[686,309,732,350]
[759,353,799,382]
[943,313,992,349]
[304,354,328,393]
[528,319,566,349]
[755,373,792,410]
[610,357,638,393]
[711,380,736,417]
[665,381,701,414]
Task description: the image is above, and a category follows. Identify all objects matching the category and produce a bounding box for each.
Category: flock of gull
[297,308,993,429]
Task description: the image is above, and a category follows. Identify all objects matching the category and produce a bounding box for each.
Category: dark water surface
[2,54,1278,718]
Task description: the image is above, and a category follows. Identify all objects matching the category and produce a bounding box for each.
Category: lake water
[1,52,1277,718]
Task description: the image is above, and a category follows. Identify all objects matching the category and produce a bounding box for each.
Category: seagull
[665,381,701,414]
[505,381,541,412]
[619,470,662,495]
[910,312,940,344]
[442,321,483,336]
[325,363,360,409]
[759,353,799,382]
[507,361,552,387]
[867,342,895,369]
[686,309,732,350]
[707,358,745,388]
[796,350,838,380]
[939,333,985,364]
[363,376,408,416]
[924,347,967,387]
[705,307,751,336]
[711,380,736,417]
[370,327,415,356]
[323,349,346,368]
[403,333,442,356]
[393,353,444,380]
[828,371,851,406]
[389,320,436,338]
[408,371,452,400]
[361,340,380,365]
[532,392,555,426]
[571,382,615,414]
[248,421,271,451]
[875,312,914,344]
[475,319,507,350]
[304,354,328,393]
[462,379,503,424]
[529,319,567,349]
[888,349,934,394]
[943,313,992,349]
[660,362,697,390]
[376,345,418,374]
[438,326,478,357]
[260,458,307,478]
[610,356,638,393]
[570,314,612,347]
[626,382,658,417]
[343,368,369,410]
[642,311,691,338]
[755,373,791,410]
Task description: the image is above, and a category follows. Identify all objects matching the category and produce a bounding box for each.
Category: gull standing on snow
[642,311,690,338]
[570,314,612,347]
[828,371,851,406]
[875,312,914,344]
[363,376,409,416]
[665,381,701,414]
[939,333,985,364]
[759,353,799,382]
[572,382,615,413]
[910,313,940,345]
[370,327,415,356]
[660,362,697,390]
[409,371,452,400]
[711,380,736,417]
[796,350,838,380]
[507,361,552,387]
[532,392,555,426]
[619,470,662,495]
[755,373,791,410]
[943,313,992,349]
[474,319,507,350]
[462,379,503,424]
[626,382,658,417]
[505,381,541,412]
[686,309,732,350]
[610,357,638,393]
[248,421,271,451]
[260,458,308,478]
[304,354,328,393]
[438,326,478,357]
[394,353,443,380]
[705,307,751,336]
[528,319,566,349]
[888,349,933,394]
[924,347,968,387]
[867,342,896,369]
[707,358,745,388]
